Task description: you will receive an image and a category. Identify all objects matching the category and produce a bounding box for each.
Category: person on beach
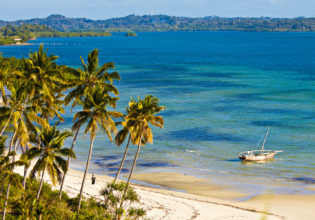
[91,174,96,184]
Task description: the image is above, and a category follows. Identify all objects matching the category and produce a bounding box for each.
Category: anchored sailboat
[238,127,282,161]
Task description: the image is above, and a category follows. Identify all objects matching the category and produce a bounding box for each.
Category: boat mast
[261,127,270,151]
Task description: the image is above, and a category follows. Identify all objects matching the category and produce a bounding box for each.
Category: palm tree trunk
[36,163,46,200]
[2,137,19,220]
[2,182,10,220]
[77,135,95,211]
[0,128,17,195]
[0,110,13,136]
[21,146,28,189]
[8,127,17,153]
[104,134,131,207]
[22,165,29,189]
[119,130,143,210]
[114,134,131,183]
[59,126,81,199]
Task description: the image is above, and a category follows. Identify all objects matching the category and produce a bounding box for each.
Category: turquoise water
[1,32,315,196]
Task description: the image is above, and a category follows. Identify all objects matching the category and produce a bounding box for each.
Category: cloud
[269,0,278,4]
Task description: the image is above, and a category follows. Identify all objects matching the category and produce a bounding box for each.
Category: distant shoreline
[1,14,315,32]
[2,42,32,46]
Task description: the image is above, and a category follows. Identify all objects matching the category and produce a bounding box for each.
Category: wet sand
[14,160,314,219]
[243,194,315,220]
[131,172,248,200]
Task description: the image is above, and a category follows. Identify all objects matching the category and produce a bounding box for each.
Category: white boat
[238,127,282,161]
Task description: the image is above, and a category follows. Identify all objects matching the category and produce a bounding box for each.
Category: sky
[0,0,314,21]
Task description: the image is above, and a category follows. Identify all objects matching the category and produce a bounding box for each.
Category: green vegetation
[1,14,315,32]
[0,45,165,219]
[0,24,111,46]
[125,32,137,37]
[0,173,145,219]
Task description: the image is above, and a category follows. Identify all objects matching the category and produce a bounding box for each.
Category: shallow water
[1,32,314,195]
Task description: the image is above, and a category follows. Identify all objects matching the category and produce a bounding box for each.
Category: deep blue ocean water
[1,32,314,196]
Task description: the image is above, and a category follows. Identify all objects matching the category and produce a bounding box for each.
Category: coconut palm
[113,126,131,183]
[59,49,120,199]
[26,124,75,200]
[64,48,120,109]
[0,56,20,106]
[20,45,68,124]
[119,95,165,209]
[0,136,25,220]
[75,86,123,211]
[21,44,64,102]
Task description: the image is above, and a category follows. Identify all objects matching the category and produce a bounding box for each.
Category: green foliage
[1,14,315,32]
[0,24,111,46]
[0,45,157,219]
[0,175,146,219]
[100,182,145,219]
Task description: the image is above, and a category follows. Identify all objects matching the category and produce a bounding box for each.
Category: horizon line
[2,13,315,22]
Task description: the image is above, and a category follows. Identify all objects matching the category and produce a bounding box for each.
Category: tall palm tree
[75,86,123,211]
[20,44,68,125]
[119,95,165,209]
[0,136,25,220]
[59,49,120,199]
[0,56,20,107]
[21,44,64,103]
[26,125,75,200]
[113,126,131,183]
[64,49,120,109]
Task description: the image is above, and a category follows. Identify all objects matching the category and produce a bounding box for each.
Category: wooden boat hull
[239,152,277,161]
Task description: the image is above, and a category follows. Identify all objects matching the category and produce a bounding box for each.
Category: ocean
[1,32,314,197]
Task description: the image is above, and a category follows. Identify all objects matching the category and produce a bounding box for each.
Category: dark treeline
[1,14,315,32]
[0,24,111,45]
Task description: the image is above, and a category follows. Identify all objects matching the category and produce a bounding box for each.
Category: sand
[243,194,315,220]
[131,172,248,200]
[13,166,275,219]
[13,163,315,220]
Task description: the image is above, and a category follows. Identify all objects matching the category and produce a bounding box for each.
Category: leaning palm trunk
[119,130,143,210]
[0,110,13,136]
[114,135,131,183]
[2,183,10,220]
[0,128,17,194]
[36,163,47,200]
[104,135,131,207]
[59,126,81,199]
[22,166,29,189]
[21,145,29,189]
[2,136,19,220]
[77,136,95,211]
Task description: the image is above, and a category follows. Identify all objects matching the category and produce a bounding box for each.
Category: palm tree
[19,44,68,126]
[21,44,65,104]
[0,56,20,107]
[59,49,120,199]
[26,125,75,200]
[0,136,25,220]
[64,49,120,109]
[75,86,123,211]
[119,95,165,209]
[113,126,131,183]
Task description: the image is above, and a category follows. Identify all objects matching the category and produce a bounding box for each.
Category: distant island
[125,32,137,37]
[0,24,111,46]
[0,14,315,32]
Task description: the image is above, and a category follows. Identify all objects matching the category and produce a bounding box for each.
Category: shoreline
[14,162,315,219]
[1,42,31,46]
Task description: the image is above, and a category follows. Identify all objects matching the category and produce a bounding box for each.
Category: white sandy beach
[14,163,294,220]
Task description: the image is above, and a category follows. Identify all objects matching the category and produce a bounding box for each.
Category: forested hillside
[0,14,314,32]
